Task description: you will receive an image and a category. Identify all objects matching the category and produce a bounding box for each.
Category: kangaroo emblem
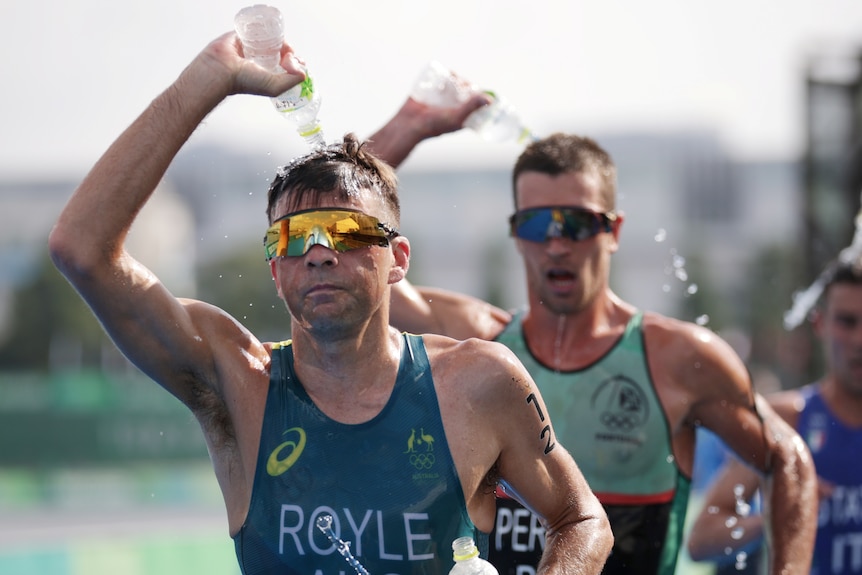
[404,428,417,453]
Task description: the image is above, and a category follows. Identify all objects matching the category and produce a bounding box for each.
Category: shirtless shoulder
[421,333,534,413]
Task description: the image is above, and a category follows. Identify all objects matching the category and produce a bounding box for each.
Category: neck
[522,290,634,370]
[289,324,404,424]
[819,376,862,428]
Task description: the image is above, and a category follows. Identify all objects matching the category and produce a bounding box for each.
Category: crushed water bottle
[448,536,498,575]
[234,4,325,149]
[410,61,536,145]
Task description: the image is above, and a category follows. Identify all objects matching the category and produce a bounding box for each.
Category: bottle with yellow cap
[448,537,499,575]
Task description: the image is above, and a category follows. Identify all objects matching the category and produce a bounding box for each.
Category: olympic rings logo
[591,376,649,433]
[600,412,641,431]
[409,453,436,470]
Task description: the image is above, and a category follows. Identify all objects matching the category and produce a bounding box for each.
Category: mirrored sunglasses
[264,208,399,260]
[509,207,617,243]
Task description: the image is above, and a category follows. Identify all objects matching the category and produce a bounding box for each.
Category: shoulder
[421,333,533,401]
[642,311,746,373]
[641,311,752,413]
[765,388,806,428]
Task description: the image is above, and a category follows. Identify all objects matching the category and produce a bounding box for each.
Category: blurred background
[2,0,861,573]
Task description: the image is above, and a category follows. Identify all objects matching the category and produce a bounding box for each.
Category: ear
[607,211,625,253]
[388,236,410,284]
[810,308,824,337]
[269,259,284,299]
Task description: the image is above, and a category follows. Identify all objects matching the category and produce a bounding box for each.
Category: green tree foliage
[0,251,107,370]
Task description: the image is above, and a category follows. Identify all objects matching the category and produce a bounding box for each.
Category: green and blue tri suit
[233,334,483,575]
[488,311,690,575]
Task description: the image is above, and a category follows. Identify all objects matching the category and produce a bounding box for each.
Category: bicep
[493,370,599,529]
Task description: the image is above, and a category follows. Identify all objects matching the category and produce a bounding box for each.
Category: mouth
[306,283,342,297]
[546,269,576,288]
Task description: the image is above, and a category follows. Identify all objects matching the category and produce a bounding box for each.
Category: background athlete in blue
[689,254,862,574]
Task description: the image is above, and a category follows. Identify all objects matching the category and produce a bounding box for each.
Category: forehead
[515,170,606,212]
[272,187,387,222]
[825,283,862,315]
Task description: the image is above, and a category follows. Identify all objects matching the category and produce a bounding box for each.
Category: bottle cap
[452,536,480,561]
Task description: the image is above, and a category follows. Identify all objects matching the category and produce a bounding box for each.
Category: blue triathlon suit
[489,311,690,575]
[233,334,484,575]
[797,384,862,575]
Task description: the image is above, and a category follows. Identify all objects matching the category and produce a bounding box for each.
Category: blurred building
[803,47,862,279]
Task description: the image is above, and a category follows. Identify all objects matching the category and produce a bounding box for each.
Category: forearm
[366,93,490,168]
[538,515,613,575]
[688,513,764,561]
[763,436,817,574]
[366,100,430,168]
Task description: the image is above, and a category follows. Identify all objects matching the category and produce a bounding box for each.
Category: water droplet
[686,283,699,295]
[654,228,667,242]
[730,526,745,540]
[662,284,671,293]
[666,454,675,463]
[735,501,751,517]
[696,314,710,325]
[674,268,688,282]
[725,516,738,528]
[707,505,719,515]
[249,303,254,307]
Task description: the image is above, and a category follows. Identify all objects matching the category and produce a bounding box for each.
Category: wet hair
[266,133,400,225]
[512,133,617,211]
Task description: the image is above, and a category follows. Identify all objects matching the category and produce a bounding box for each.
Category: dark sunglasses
[264,208,399,260]
[509,207,617,243]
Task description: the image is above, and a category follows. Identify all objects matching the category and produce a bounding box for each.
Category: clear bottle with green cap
[410,61,536,145]
[448,536,499,575]
[234,4,325,149]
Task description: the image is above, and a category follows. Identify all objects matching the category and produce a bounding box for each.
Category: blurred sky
[2,0,862,180]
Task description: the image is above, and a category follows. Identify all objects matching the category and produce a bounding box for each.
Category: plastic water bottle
[234,4,325,149]
[410,61,535,145]
[448,537,498,575]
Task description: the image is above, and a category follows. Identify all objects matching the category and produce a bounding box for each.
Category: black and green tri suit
[489,311,690,575]
[233,334,483,575]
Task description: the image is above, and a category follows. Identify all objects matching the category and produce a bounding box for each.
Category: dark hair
[266,133,400,224]
[823,251,862,300]
[512,133,617,210]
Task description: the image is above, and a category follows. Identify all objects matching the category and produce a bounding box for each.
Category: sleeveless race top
[797,384,862,575]
[489,310,689,575]
[233,334,482,575]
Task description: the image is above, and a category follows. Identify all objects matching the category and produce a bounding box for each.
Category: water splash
[784,207,862,330]
[734,551,749,570]
[315,514,370,575]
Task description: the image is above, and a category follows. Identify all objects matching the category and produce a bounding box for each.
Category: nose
[544,236,572,257]
[304,244,337,267]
